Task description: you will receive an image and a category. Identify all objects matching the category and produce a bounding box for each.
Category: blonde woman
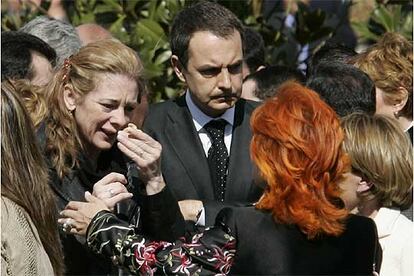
[1,80,64,275]
[341,113,413,276]
[351,32,413,137]
[40,39,181,274]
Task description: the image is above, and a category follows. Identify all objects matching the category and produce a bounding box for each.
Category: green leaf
[108,15,129,43]
[154,50,172,65]
[101,0,123,13]
[94,4,120,14]
[373,5,394,32]
[352,22,380,41]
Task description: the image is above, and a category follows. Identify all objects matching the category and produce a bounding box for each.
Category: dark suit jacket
[143,95,263,225]
[221,207,381,275]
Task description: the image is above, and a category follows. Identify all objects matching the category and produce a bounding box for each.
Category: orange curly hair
[251,82,349,239]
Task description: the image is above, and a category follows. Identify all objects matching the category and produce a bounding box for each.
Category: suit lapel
[164,96,215,199]
[226,99,254,200]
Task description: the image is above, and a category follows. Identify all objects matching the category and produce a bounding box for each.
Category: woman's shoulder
[1,197,54,276]
[215,206,273,234]
[345,213,377,230]
[218,205,268,220]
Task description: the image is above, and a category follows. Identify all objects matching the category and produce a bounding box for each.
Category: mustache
[211,93,239,99]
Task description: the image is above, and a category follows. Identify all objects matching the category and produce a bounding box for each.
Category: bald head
[76,23,112,46]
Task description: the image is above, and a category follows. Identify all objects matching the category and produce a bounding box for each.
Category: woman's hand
[92,172,133,211]
[117,123,166,195]
[58,192,108,236]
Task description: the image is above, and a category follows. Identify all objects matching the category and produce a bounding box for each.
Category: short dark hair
[243,27,265,73]
[306,62,376,117]
[170,0,244,68]
[307,40,356,77]
[244,65,305,100]
[1,31,56,81]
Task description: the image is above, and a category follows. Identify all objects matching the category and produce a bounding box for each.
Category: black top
[38,125,184,275]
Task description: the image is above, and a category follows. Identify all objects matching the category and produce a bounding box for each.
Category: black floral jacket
[87,210,236,275]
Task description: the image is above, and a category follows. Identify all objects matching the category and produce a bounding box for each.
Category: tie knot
[204,119,227,137]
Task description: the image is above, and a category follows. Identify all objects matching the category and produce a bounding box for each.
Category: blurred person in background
[1,80,65,276]
[341,113,412,276]
[242,27,266,79]
[20,15,81,68]
[306,40,356,77]
[306,62,376,118]
[1,31,56,86]
[59,82,381,275]
[351,32,413,141]
[242,64,305,101]
[6,0,68,21]
[76,23,113,46]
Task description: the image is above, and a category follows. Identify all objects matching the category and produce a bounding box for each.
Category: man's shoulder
[236,98,260,115]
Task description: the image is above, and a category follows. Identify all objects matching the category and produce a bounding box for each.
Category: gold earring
[393,111,400,119]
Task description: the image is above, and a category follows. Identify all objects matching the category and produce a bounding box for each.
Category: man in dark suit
[143,1,263,227]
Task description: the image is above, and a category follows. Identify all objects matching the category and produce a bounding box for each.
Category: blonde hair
[44,39,145,178]
[341,113,413,209]
[5,79,48,128]
[1,80,65,275]
[351,32,413,118]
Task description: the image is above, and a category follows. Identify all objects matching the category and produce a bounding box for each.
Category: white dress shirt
[185,91,234,156]
[185,91,235,226]
[374,207,413,276]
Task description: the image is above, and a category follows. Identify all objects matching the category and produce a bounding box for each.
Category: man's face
[241,78,261,102]
[173,31,243,117]
[30,51,53,86]
[375,87,394,117]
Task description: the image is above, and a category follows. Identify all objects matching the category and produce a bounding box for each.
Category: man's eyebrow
[99,99,119,103]
[197,64,220,70]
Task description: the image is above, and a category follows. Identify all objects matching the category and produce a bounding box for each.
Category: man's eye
[101,103,115,110]
[200,68,221,77]
[228,63,242,74]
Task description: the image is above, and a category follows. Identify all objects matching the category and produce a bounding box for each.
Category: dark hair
[306,62,376,117]
[170,0,244,68]
[307,40,356,77]
[1,31,56,81]
[244,65,305,100]
[243,27,265,73]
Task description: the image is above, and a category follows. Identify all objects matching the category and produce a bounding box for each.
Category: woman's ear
[393,87,409,114]
[171,55,186,83]
[356,180,373,194]
[63,85,77,112]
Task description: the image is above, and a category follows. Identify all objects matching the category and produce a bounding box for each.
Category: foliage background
[1,0,412,103]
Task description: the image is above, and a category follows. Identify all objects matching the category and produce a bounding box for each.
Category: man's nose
[218,69,232,90]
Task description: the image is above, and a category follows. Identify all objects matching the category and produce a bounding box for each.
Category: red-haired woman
[59,82,381,275]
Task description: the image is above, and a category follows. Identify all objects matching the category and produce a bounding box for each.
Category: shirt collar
[374,207,402,238]
[185,90,235,132]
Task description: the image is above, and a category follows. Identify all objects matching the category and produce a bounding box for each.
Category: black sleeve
[86,210,236,275]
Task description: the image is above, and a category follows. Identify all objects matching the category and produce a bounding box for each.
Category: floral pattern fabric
[87,211,236,275]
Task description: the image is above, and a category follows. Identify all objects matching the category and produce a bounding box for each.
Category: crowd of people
[1,1,412,276]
